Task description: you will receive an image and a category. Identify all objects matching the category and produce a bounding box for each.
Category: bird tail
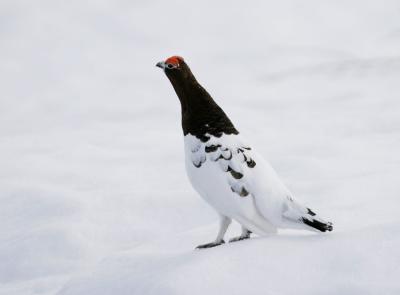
[282,200,333,232]
[301,208,333,232]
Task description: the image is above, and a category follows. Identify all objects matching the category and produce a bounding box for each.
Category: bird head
[156,56,194,82]
[156,56,184,71]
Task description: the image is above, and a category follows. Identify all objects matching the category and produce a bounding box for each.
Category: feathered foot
[196,240,225,249]
[229,229,251,243]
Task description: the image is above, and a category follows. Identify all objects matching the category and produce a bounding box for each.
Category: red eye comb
[165,56,184,66]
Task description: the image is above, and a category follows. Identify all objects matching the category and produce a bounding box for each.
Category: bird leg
[196,215,231,249]
[229,226,251,243]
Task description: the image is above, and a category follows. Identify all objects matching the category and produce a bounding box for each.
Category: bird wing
[188,134,256,199]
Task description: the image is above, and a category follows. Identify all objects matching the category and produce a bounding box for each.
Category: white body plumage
[184,133,331,240]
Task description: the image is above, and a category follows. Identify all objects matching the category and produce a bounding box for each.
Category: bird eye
[166,63,176,69]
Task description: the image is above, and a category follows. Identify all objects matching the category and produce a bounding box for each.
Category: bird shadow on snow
[59,232,330,295]
[57,221,400,295]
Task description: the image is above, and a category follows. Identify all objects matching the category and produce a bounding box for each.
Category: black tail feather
[302,217,333,232]
[307,208,316,216]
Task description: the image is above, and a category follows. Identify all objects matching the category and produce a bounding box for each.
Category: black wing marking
[205,142,256,197]
[190,137,256,198]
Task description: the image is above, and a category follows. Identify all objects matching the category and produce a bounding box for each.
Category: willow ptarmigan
[156,56,333,249]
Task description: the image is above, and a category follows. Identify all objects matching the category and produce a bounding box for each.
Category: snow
[1,0,400,294]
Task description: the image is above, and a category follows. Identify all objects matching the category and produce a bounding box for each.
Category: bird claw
[196,240,225,249]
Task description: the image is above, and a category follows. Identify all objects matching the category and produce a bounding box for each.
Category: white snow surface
[1,1,400,294]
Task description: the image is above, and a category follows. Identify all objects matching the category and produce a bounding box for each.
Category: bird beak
[156,61,166,69]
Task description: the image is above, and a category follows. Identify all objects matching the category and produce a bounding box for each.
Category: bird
[156,56,333,249]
